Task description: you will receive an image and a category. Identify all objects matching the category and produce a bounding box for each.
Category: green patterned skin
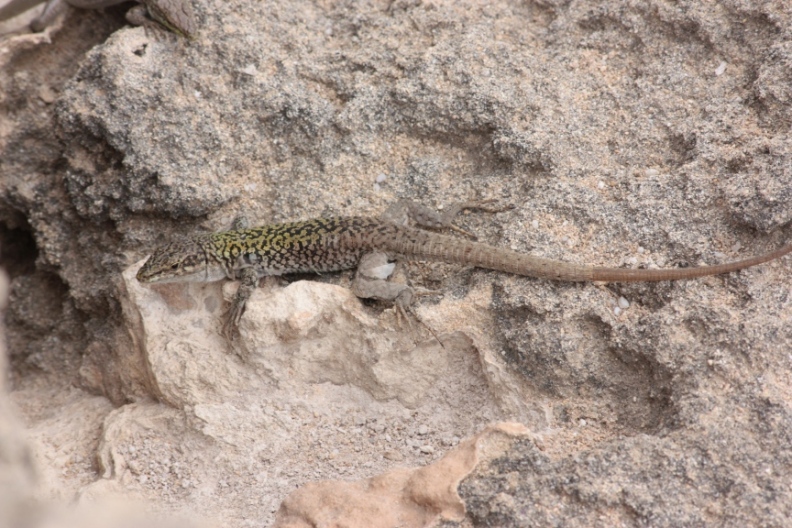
[136,217,398,284]
[201,217,385,276]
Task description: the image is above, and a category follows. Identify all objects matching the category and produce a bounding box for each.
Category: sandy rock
[0,269,37,527]
[274,422,530,528]
[123,255,495,409]
[116,257,503,520]
[239,279,450,408]
[1,0,791,526]
[121,258,258,408]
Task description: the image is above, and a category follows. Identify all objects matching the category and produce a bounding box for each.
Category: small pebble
[38,85,56,104]
[715,61,727,76]
[376,173,387,183]
[597,181,605,189]
[383,450,404,461]
[531,220,539,230]
[645,168,659,177]
[614,306,622,316]
[618,297,630,309]
[417,425,429,435]
[579,419,587,427]
[420,445,435,454]
[371,423,386,433]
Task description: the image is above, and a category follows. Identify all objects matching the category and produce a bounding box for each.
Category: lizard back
[200,216,389,276]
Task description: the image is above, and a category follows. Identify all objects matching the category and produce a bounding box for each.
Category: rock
[274,423,530,528]
[1,0,790,526]
[0,270,37,527]
[239,280,454,408]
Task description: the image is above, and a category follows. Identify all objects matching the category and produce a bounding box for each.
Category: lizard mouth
[136,259,154,283]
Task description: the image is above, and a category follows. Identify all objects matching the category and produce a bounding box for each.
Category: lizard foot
[220,268,259,340]
[439,200,515,238]
[384,199,514,240]
[126,0,196,39]
[393,289,446,348]
[221,303,243,340]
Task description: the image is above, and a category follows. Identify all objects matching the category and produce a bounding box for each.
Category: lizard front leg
[222,267,259,338]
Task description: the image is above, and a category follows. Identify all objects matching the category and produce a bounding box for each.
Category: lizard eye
[170,264,179,270]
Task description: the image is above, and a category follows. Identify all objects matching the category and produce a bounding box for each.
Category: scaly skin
[137,217,385,285]
[0,0,196,37]
[136,206,792,336]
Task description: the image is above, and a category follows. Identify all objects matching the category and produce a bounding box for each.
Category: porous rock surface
[0,0,791,526]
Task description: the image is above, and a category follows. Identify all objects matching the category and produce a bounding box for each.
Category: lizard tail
[591,241,792,282]
[385,228,596,281]
[387,227,792,282]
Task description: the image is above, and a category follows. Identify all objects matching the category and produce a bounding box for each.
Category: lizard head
[137,238,218,284]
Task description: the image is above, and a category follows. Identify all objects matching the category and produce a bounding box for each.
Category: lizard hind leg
[352,253,447,347]
[382,199,514,239]
[125,4,158,32]
[352,252,443,329]
[28,0,67,32]
[125,2,191,40]
[352,252,413,304]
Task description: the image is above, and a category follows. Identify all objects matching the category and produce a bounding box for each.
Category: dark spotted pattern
[197,217,398,278]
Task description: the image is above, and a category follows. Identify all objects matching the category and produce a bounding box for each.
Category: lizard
[135,200,792,338]
[0,0,195,38]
